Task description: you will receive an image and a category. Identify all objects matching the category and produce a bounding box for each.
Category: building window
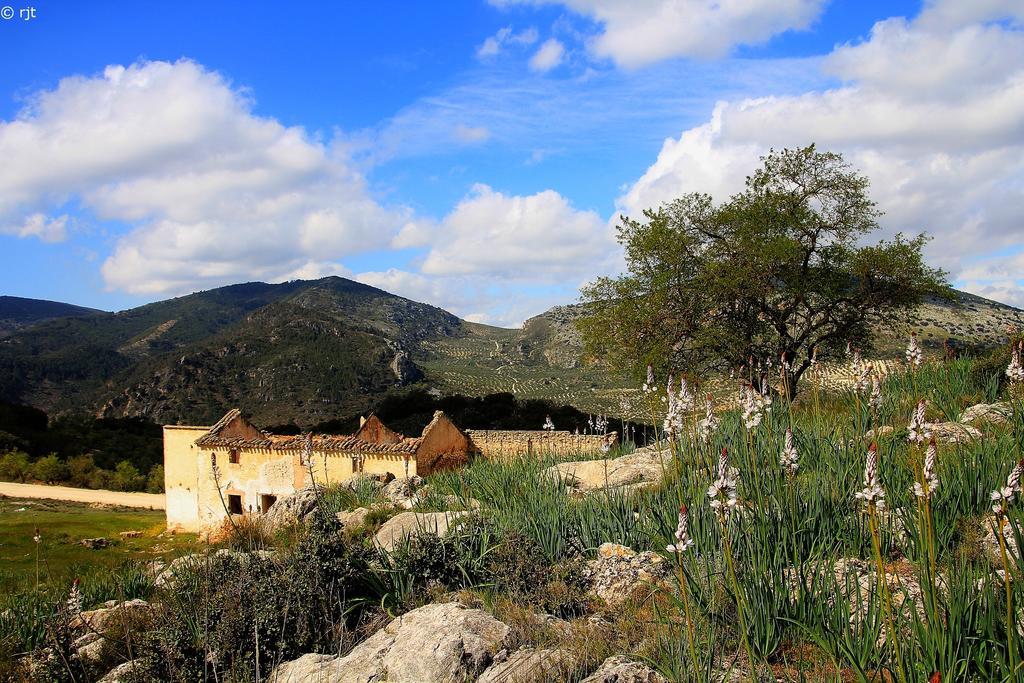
[260,494,277,513]
[227,494,243,515]
[229,449,240,464]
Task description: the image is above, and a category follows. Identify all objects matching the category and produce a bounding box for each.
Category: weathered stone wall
[466,430,617,460]
[164,425,210,532]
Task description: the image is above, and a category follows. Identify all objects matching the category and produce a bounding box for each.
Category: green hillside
[0,279,1021,426]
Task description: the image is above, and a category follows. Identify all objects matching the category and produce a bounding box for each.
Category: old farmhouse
[163,409,617,532]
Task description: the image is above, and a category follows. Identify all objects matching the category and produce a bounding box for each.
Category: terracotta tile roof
[194,416,421,454]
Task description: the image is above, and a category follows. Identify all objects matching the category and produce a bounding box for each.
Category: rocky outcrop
[154,549,275,588]
[262,487,320,530]
[926,421,983,444]
[981,515,1020,565]
[584,543,669,608]
[478,647,575,683]
[72,599,154,633]
[547,447,671,496]
[374,511,468,553]
[960,402,1013,426]
[270,602,510,683]
[581,655,669,683]
[336,506,371,529]
[382,475,425,508]
[98,660,144,682]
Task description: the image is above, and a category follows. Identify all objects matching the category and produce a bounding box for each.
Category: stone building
[163,409,472,532]
[163,409,618,532]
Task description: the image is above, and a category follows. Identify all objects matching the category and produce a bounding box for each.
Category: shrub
[67,454,98,488]
[0,450,31,483]
[31,453,68,484]
[111,460,145,492]
[146,464,164,493]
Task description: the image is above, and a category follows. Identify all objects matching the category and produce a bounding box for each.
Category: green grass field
[0,497,196,595]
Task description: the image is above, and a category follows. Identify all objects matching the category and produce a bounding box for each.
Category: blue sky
[2,0,1022,325]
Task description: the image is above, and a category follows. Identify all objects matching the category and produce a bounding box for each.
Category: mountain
[0,278,463,425]
[0,296,102,338]
[1,279,1021,426]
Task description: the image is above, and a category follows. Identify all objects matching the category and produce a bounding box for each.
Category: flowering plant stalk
[991,458,1024,671]
[856,442,905,680]
[708,448,756,675]
[666,504,700,677]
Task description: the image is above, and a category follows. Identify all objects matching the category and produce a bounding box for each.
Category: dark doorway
[260,494,277,513]
[227,494,243,515]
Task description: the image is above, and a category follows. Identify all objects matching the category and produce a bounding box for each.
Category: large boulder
[478,647,575,683]
[382,475,426,508]
[926,421,983,444]
[72,599,154,633]
[960,402,1013,426]
[262,487,320,530]
[374,511,468,553]
[546,448,672,496]
[981,515,1021,566]
[584,543,669,608]
[581,655,669,683]
[98,661,144,682]
[270,602,510,683]
[155,549,275,588]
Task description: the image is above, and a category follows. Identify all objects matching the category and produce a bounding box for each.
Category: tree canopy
[578,145,950,396]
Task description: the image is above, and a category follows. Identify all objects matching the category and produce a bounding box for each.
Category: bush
[31,453,68,484]
[146,464,165,493]
[67,454,98,488]
[111,460,145,492]
[0,450,31,483]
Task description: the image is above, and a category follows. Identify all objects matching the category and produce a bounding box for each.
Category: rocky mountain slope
[0,296,102,339]
[1,280,1020,426]
[0,278,462,425]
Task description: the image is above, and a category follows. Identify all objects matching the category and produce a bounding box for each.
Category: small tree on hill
[578,145,950,397]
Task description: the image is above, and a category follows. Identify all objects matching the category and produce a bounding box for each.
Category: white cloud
[529,38,565,72]
[7,213,68,242]
[476,26,539,59]
[0,59,413,296]
[357,184,619,326]
[502,0,826,67]
[421,183,614,279]
[618,0,1024,307]
[453,123,491,143]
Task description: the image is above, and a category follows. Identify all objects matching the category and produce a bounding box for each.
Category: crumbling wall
[465,430,617,460]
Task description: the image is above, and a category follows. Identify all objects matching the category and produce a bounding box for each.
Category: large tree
[578,145,950,397]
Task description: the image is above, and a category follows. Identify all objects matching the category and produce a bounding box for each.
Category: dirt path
[0,482,165,509]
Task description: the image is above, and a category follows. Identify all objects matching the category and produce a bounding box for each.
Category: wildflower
[907,399,930,445]
[587,415,594,433]
[991,459,1024,517]
[33,527,41,544]
[854,361,872,395]
[596,415,609,434]
[708,448,740,520]
[642,364,656,393]
[869,372,883,411]
[666,504,695,553]
[1007,341,1024,384]
[846,341,852,358]
[697,394,719,443]
[67,578,82,614]
[906,332,922,368]
[912,436,939,500]
[851,348,863,375]
[677,377,694,412]
[780,427,799,475]
[741,383,770,429]
[543,415,555,431]
[854,443,886,512]
[810,347,818,369]
[663,375,685,437]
